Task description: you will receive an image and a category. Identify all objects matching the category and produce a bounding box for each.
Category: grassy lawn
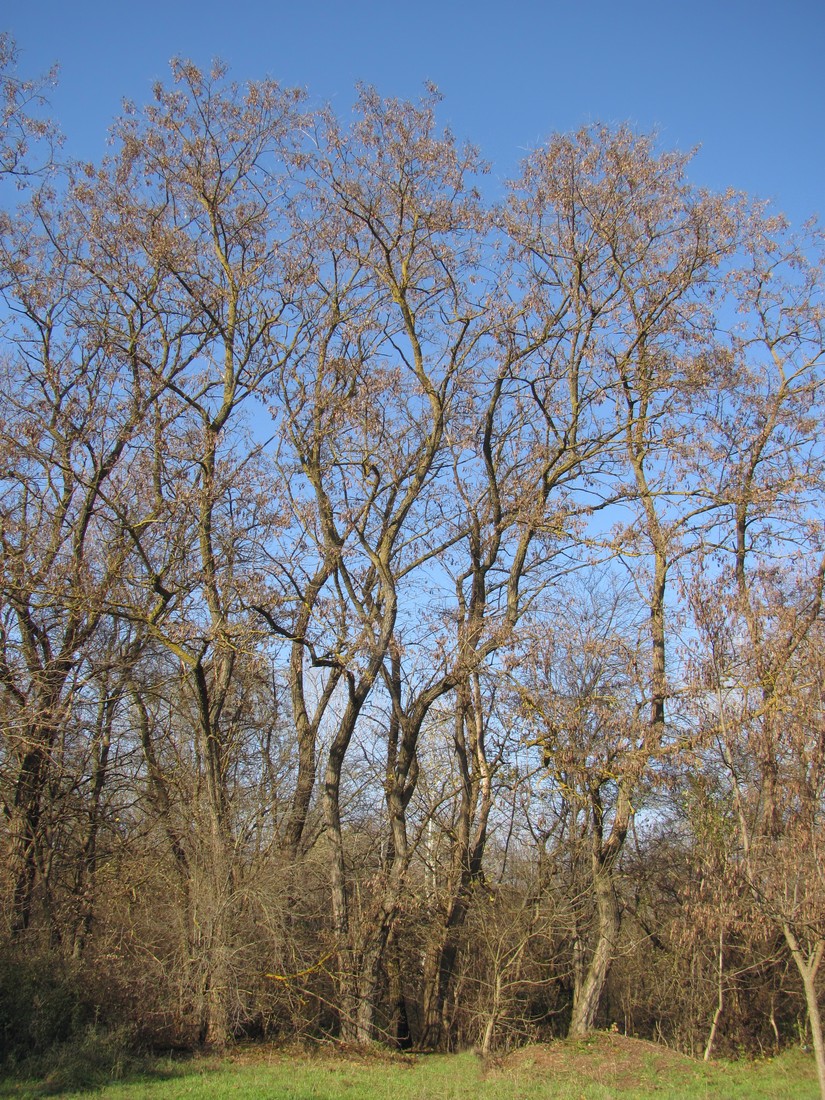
[0,1034,819,1100]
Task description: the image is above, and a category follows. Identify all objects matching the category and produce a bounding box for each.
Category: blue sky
[5,0,824,225]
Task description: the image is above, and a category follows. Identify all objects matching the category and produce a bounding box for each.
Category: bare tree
[688,214,825,1091]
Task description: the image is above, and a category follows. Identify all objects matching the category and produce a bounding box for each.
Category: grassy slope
[0,1034,819,1100]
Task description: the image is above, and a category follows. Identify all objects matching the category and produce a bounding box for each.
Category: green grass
[0,1036,819,1100]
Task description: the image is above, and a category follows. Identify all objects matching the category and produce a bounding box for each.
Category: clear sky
[4,0,824,225]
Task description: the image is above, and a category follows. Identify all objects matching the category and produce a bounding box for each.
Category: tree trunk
[201,930,231,1048]
[8,727,54,934]
[420,893,464,1049]
[386,934,411,1048]
[569,852,621,1037]
[703,928,725,1061]
[481,970,502,1055]
[71,691,113,958]
[784,927,825,1100]
[193,836,234,1048]
[420,682,492,1049]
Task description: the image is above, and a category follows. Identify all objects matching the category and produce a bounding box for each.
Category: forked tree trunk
[568,854,621,1037]
[783,926,825,1100]
[568,782,631,1038]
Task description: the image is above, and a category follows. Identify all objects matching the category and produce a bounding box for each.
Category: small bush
[13,1025,148,1095]
[0,948,101,1063]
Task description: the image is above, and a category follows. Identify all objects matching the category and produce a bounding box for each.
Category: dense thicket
[1,43,824,1085]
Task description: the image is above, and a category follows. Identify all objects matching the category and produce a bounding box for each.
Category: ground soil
[490,1031,699,1091]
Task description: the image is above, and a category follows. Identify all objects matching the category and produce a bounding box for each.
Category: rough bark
[568,784,631,1037]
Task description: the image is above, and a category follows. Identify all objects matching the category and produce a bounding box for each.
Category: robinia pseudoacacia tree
[0,46,823,1056]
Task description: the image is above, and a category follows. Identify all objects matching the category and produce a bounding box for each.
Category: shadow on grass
[0,1036,198,1098]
